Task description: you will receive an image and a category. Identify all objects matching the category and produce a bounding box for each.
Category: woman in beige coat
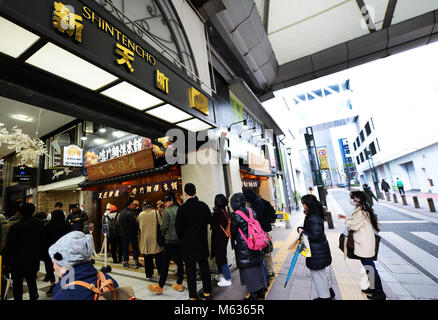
[339,191,386,300]
[138,200,164,280]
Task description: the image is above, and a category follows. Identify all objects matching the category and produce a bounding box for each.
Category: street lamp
[286,147,299,211]
[365,147,381,199]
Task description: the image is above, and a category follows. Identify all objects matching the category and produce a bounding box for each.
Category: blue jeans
[360,258,383,293]
[121,235,139,262]
[217,263,231,280]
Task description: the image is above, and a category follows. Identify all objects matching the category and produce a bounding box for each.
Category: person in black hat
[66,204,88,232]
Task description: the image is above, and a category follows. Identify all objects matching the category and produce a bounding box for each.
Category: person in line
[381,179,390,197]
[66,205,88,232]
[297,194,335,300]
[210,194,232,287]
[157,200,165,217]
[119,199,141,269]
[3,203,44,300]
[338,191,386,300]
[396,178,405,195]
[362,184,379,208]
[104,205,123,264]
[47,202,66,222]
[243,189,277,280]
[49,231,119,300]
[138,199,164,280]
[176,183,212,300]
[148,192,184,294]
[230,193,267,300]
[43,209,71,296]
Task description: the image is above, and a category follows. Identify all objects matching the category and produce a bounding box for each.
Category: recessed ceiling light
[94,138,106,144]
[101,81,163,111]
[0,122,4,126]
[146,104,193,123]
[177,118,212,132]
[12,114,33,122]
[0,17,40,58]
[112,131,126,138]
[80,136,88,140]
[98,127,106,133]
[26,42,118,90]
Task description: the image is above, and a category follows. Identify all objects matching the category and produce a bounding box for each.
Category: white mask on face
[349,199,357,207]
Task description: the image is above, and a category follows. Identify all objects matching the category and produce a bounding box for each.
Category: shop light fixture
[177,118,212,132]
[0,17,40,58]
[227,119,247,131]
[26,42,118,90]
[101,81,163,111]
[112,131,126,138]
[239,126,255,138]
[0,122,4,127]
[94,138,107,144]
[146,104,192,123]
[80,136,88,141]
[12,114,33,122]
[98,126,107,133]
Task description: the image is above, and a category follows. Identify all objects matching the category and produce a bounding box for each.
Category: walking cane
[101,224,111,273]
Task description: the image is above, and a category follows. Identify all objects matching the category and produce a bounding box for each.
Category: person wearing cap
[49,231,119,300]
[66,205,88,232]
[3,203,45,300]
[47,202,66,222]
[105,204,122,264]
[362,184,378,208]
[175,183,212,300]
[138,199,164,280]
[119,199,141,269]
[148,192,184,295]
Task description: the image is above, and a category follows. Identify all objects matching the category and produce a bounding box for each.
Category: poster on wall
[63,145,83,167]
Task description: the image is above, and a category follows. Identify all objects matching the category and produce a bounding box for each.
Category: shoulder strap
[63,281,101,300]
[235,209,249,222]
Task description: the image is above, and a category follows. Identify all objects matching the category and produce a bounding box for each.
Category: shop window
[360,130,365,143]
[356,155,360,165]
[365,121,371,136]
[369,141,377,155]
[353,141,357,151]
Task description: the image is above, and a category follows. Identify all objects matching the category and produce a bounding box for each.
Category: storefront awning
[240,166,275,178]
[78,163,175,188]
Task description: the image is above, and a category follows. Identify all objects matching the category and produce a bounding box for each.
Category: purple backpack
[235,208,269,251]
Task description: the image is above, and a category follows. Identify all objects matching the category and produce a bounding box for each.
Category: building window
[356,136,361,147]
[369,141,377,155]
[360,152,364,162]
[360,130,365,143]
[356,155,360,164]
[376,138,380,151]
[353,141,357,151]
[365,122,371,136]
[365,150,369,160]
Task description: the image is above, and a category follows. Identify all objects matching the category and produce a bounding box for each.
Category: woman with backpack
[211,194,232,287]
[103,205,122,264]
[297,194,335,300]
[338,191,386,300]
[230,193,267,300]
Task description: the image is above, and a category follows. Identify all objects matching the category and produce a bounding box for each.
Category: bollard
[427,198,436,212]
[379,193,385,200]
[401,195,407,206]
[386,193,390,201]
[326,211,334,229]
[393,194,398,203]
[413,196,420,209]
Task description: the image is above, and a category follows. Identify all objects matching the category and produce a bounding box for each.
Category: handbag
[338,231,381,261]
[155,211,165,247]
[219,209,231,238]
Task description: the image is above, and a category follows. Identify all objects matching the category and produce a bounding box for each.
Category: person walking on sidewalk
[396,178,405,195]
[148,192,185,295]
[381,179,390,197]
[297,194,335,300]
[211,194,232,287]
[362,184,378,208]
[138,199,164,280]
[230,193,267,300]
[243,189,277,280]
[119,199,142,269]
[339,191,386,300]
[66,205,88,232]
[176,183,212,300]
[3,203,44,300]
[104,205,122,263]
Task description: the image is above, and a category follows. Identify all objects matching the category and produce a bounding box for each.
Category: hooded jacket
[243,189,272,233]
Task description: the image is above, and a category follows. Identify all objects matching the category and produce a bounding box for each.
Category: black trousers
[109,236,123,263]
[43,255,55,283]
[12,273,38,301]
[159,243,184,287]
[185,258,212,299]
[144,252,163,278]
[398,187,405,195]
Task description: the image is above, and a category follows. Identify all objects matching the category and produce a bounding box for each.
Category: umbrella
[284,232,304,288]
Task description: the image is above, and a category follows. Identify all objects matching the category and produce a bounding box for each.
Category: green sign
[229,91,244,123]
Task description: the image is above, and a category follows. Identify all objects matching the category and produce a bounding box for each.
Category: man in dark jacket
[363,184,378,207]
[66,205,88,232]
[381,179,390,197]
[3,203,44,300]
[119,199,141,269]
[243,189,275,279]
[175,183,212,300]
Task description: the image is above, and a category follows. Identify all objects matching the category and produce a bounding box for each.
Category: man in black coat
[243,189,276,279]
[66,205,88,232]
[119,199,141,269]
[381,179,390,197]
[3,203,44,300]
[175,183,212,300]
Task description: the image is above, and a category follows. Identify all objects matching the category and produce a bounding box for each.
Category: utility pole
[365,147,381,199]
[286,147,299,211]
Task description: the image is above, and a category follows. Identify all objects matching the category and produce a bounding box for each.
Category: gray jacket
[160,204,180,244]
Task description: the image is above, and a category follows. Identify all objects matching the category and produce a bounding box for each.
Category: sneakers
[269,273,276,280]
[367,292,386,300]
[330,287,336,298]
[172,283,184,292]
[199,292,211,300]
[362,288,377,294]
[147,283,163,295]
[214,274,224,282]
[134,261,142,269]
[123,262,129,268]
[217,278,232,287]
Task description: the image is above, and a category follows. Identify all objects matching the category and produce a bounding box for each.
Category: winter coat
[0,222,9,252]
[66,210,88,232]
[210,207,230,266]
[138,207,164,255]
[230,207,264,269]
[3,217,45,276]
[244,191,273,233]
[299,211,332,270]
[346,206,376,258]
[160,204,180,244]
[381,181,390,191]
[364,189,378,207]
[119,208,139,237]
[175,198,211,261]
[52,261,118,300]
